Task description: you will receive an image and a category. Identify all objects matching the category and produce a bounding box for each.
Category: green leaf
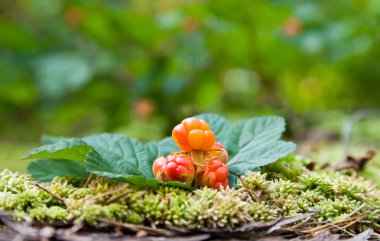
[23,139,93,162]
[145,141,159,162]
[27,159,89,182]
[226,116,286,157]
[24,114,296,187]
[125,176,192,190]
[195,113,231,144]
[125,176,160,189]
[161,181,192,190]
[84,134,154,179]
[41,134,66,145]
[227,140,296,176]
[157,137,179,156]
[25,134,155,180]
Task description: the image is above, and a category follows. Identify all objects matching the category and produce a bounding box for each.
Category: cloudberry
[196,160,229,189]
[172,117,215,152]
[152,155,195,184]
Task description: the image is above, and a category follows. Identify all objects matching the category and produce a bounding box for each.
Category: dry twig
[34,183,66,204]
[83,173,94,188]
[88,183,130,203]
[103,190,132,205]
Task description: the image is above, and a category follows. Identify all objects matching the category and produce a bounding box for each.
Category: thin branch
[322,223,355,237]
[34,183,65,204]
[83,173,94,188]
[302,213,368,234]
[89,183,130,203]
[341,203,366,220]
[339,213,368,230]
[96,218,176,236]
[234,172,260,202]
[103,190,132,205]
[287,216,312,230]
[92,176,102,186]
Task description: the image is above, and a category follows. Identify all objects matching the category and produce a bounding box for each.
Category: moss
[129,192,168,226]
[299,172,335,199]
[0,169,33,193]
[186,188,252,229]
[248,202,277,222]
[67,202,127,225]
[315,198,361,221]
[68,188,94,200]
[238,172,271,191]
[51,176,86,188]
[238,156,380,226]
[262,154,310,181]
[0,160,379,232]
[29,206,68,221]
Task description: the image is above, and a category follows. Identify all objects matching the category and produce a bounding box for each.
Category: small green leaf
[195,113,231,144]
[226,116,286,157]
[227,140,296,176]
[23,139,92,162]
[84,134,154,179]
[27,159,89,182]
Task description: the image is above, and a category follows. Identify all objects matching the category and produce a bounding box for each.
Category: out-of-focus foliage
[0,0,380,143]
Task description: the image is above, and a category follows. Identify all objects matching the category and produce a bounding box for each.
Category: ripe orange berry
[196,160,229,189]
[152,155,195,184]
[172,117,216,151]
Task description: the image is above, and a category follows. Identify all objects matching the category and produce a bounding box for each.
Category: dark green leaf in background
[34,53,93,100]
[27,159,88,182]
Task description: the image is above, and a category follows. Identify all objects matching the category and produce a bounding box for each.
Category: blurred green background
[1,0,380,180]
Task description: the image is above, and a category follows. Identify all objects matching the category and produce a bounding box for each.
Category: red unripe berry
[196,160,229,189]
[172,117,216,152]
[152,155,195,184]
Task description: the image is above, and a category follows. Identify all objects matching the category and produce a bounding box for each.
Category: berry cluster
[152,117,229,189]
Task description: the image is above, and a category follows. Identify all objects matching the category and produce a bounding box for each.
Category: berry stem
[204,149,223,162]
[191,150,206,188]
[191,150,204,166]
